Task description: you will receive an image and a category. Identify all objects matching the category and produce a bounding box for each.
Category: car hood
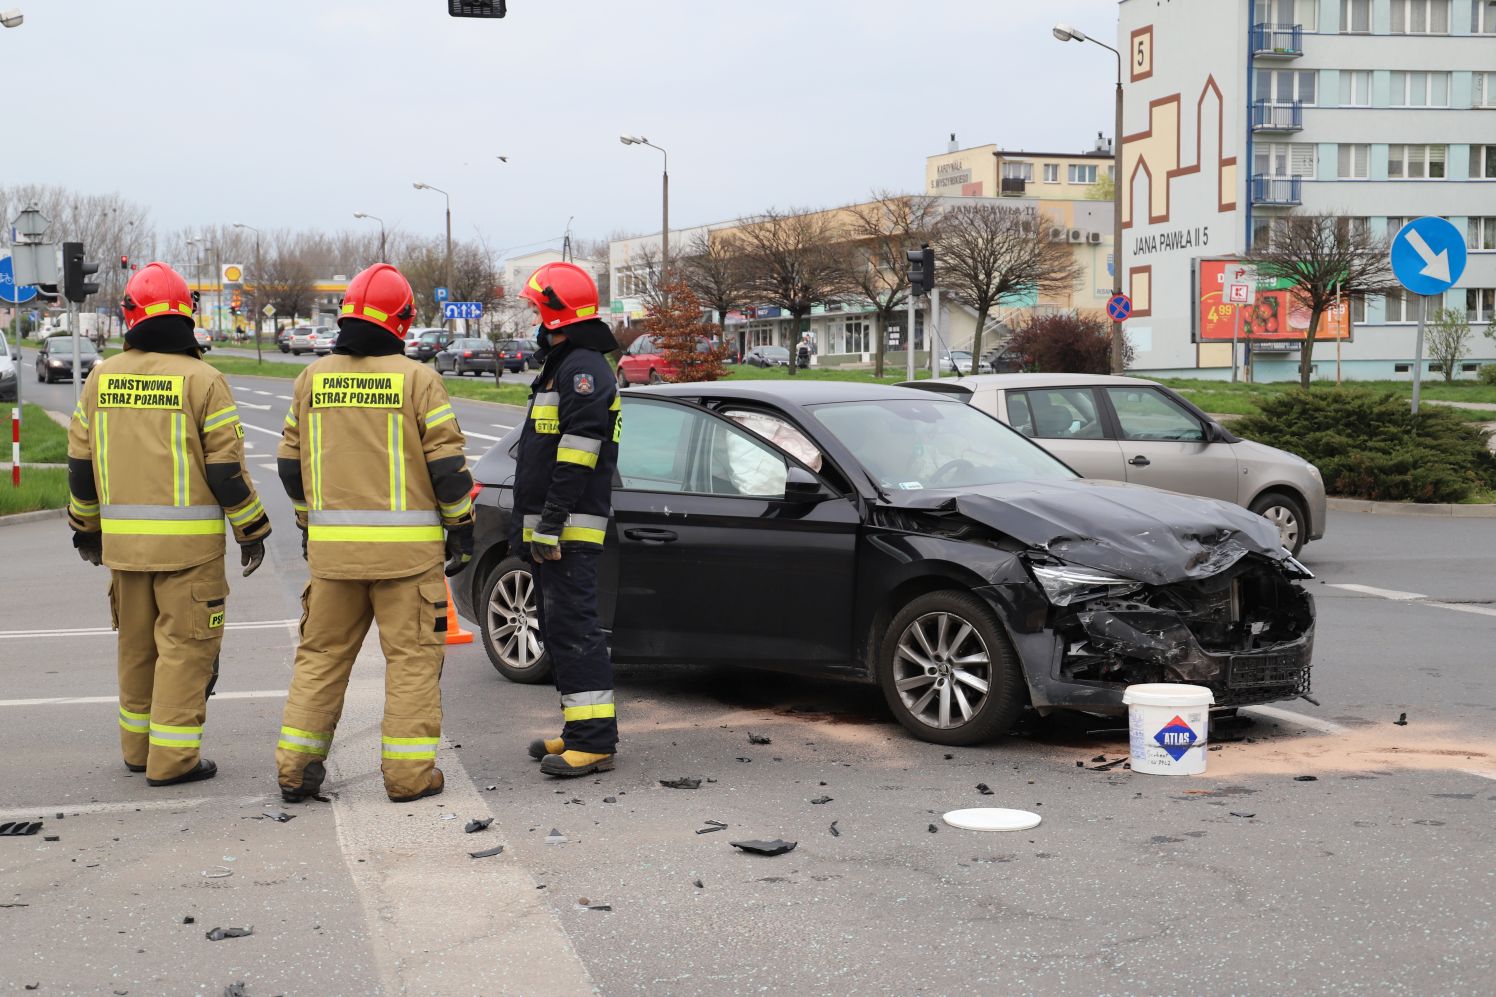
[888,477,1288,586]
[1231,436,1313,469]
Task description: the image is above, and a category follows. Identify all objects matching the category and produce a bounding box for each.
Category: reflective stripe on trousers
[148,722,204,749]
[381,736,439,761]
[561,690,616,722]
[278,725,331,757]
[118,706,150,734]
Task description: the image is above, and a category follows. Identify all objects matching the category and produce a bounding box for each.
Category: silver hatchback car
[906,373,1326,556]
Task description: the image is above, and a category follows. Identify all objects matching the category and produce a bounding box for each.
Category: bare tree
[1251,211,1399,389]
[1427,306,1472,384]
[734,207,853,376]
[681,229,750,358]
[618,243,676,316]
[258,234,318,327]
[934,203,1083,366]
[845,191,939,377]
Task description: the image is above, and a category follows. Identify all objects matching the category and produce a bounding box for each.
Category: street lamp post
[1053,22,1125,376]
[620,135,669,290]
[353,212,386,261]
[413,182,452,332]
[232,222,262,362]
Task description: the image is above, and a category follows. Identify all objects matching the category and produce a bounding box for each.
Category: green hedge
[1232,389,1496,503]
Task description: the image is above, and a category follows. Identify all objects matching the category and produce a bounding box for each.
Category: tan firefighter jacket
[66,349,271,571]
[277,353,472,580]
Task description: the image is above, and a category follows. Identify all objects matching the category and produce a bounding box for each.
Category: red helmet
[121,262,194,331]
[339,263,416,340]
[521,261,600,331]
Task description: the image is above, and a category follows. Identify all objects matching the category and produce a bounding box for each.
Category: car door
[619,336,648,381]
[1099,385,1241,501]
[608,396,859,667]
[1001,387,1127,479]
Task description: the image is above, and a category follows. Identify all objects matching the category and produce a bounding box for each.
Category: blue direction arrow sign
[434,286,449,303]
[1106,293,1132,322]
[0,256,39,304]
[1391,217,1466,297]
[443,301,483,320]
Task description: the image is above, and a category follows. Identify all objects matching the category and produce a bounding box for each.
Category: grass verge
[204,357,534,407]
[1162,378,1496,422]
[0,467,69,515]
[18,403,70,463]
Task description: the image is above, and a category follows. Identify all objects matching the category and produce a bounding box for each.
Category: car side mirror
[784,466,824,503]
[1203,421,1225,443]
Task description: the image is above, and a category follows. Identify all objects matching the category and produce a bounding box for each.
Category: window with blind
[1469,289,1496,324]
[1470,218,1496,251]
[1254,142,1317,178]
[1255,0,1318,29]
[1338,145,1370,179]
[1474,0,1496,31]
[1002,162,1033,181]
[1476,73,1495,108]
[1043,163,1059,183]
[1256,69,1317,104]
[1339,70,1371,106]
[1473,146,1496,179]
[1387,145,1446,179]
[1384,290,1414,323]
[1390,0,1451,33]
[1341,0,1371,32]
[1068,164,1098,184]
[1390,71,1450,107]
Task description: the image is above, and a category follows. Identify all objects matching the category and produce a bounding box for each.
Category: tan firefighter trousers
[111,558,228,782]
[276,565,448,800]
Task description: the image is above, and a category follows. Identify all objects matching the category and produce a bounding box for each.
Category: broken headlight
[1028,561,1143,607]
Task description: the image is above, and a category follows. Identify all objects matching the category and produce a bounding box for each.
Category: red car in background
[615,334,715,386]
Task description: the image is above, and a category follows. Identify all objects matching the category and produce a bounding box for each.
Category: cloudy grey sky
[7,0,1121,255]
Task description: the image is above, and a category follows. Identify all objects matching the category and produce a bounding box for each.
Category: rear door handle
[624,528,678,543]
[1128,455,1151,467]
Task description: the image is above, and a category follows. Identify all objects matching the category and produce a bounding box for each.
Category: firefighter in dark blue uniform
[514,262,623,777]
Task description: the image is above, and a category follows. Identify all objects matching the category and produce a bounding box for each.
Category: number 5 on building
[1130,26,1153,82]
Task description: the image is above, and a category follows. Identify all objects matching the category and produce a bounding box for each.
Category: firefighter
[515,262,623,778]
[274,263,473,804]
[66,262,271,786]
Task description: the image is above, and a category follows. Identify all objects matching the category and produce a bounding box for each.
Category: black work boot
[281,760,327,804]
[147,759,218,787]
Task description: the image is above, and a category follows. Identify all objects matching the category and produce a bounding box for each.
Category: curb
[1327,497,1496,518]
[0,507,66,528]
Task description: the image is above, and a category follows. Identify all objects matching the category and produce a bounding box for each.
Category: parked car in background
[495,338,539,374]
[193,329,214,352]
[0,330,16,401]
[311,327,338,355]
[453,381,1316,746]
[276,328,293,352]
[36,336,99,383]
[938,350,991,376]
[286,326,318,355]
[981,345,1025,374]
[905,373,1325,556]
[616,334,713,385]
[743,345,791,368]
[434,337,497,376]
[404,327,452,362]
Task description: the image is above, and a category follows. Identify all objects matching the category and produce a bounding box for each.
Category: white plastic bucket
[1123,683,1215,776]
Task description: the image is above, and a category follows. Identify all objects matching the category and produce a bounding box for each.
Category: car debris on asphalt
[1395,712,1409,726]
[1230,812,1257,818]
[1294,775,1318,782]
[465,817,494,833]
[259,808,296,823]
[730,839,798,856]
[204,926,253,941]
[976,784,994,796]
[468,844,505,859]
[829,821,840,837]
[943,808,1043,831]
[575,898,612,911]
[223,982,248,997]
[748,733,771,745]
[810,796,833,805]
[201,866,233,879]
[0,821,42,836]
[545,828,569,844]
[659,777,702,789]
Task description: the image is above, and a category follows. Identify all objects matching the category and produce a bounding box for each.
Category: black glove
[240,540,265,577]
[300,527,308,561]
[444,522,474,577]
[73,530,103,566]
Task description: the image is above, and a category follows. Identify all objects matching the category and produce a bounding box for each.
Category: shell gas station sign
[1194,258,1350,343]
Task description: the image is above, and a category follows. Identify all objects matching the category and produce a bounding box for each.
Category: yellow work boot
[540,750,615,778]
[527,736,565,762]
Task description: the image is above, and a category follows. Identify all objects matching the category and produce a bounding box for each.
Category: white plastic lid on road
[1121,682,1215,708]
[942,808,1042,831]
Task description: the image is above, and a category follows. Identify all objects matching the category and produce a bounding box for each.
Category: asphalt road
[2,370,1493,994]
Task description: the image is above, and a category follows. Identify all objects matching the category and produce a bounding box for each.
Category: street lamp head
[1,9,23,28]
[413,182,429,191]
[1052,23,1083,42]
[354,212,368,219]
[232,222,250,230]
[496,155,509,163]
[620,135,645,146]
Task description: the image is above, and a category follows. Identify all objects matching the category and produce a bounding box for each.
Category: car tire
[616,366,630,387]
[479,556,552,684]
[648,368,663,385]
[1249,490,1307,557]
[875,589,1027,746]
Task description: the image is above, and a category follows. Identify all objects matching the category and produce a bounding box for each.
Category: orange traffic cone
[444,578,474,645]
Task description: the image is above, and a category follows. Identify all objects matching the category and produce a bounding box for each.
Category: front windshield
[50,339,96,354]
[811,398,1075,491]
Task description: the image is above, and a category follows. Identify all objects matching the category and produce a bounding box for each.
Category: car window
[616,399,693,492]
[1105,387,1205,442]
[1005,392,1035,437]
[722,409,824,473]
[696,418,789,498]
[1009,388,1104,440]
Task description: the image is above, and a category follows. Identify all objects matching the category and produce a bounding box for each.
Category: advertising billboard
[1195,258,1350,343]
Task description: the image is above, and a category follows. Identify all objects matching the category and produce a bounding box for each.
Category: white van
[0,329,17,402]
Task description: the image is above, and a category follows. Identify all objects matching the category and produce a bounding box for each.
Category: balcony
[1251,100,1303,132]
[1252,23,1303,57]
[1000,177,1027,196]
[1251,175,1302,206]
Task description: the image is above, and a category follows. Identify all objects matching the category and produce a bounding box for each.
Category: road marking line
[258,461,278,470]
[1241,705,1346,734]
[1461,769,1496,782]
[253,390,272,395]
[463,430,504,442]
[236,400,273,410]
[0,618,299,640]
[276,394,292,400]
[241,422,282,438]
[0,689,289,708]
[1329,583,1427,601]
[1425,601,1496,618]
[490,423,515,430]
[0,795,241,820]
[242,441,256,450]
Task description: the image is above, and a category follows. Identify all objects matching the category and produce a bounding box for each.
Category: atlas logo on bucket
[1153,715,1198,762]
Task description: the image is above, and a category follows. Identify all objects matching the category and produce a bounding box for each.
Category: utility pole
[235,223,263,362]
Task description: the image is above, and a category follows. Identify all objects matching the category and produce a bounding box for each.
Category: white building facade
[1119,0,1496,380]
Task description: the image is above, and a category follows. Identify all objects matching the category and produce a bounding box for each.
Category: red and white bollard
[11,406,20,487]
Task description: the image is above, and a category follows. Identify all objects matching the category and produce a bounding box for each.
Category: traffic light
[191,291,201,312]
[62,242,101,303]
[906,244,935,296]
[449,0,506,16]
[120,255,129,270]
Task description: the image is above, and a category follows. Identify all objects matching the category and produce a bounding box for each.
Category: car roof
[907,372,1165,393]
[635,379,951,406]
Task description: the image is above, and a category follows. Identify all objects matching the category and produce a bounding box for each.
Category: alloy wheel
[892,611,992,729]
[486,568,544,673]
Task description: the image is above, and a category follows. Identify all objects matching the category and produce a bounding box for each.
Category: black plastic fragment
[1229,812,1256,819]
[944,754,954,760]
[736,757,752,763]
[693,878,704,888]
[1394,712,1408,726]
[1089,757,1130,772]
[261,809,296,823]
[205,926,253,941]
[469,844,505,859]
[25,985,39,992]
[976,784,994,796]
[602,796,617,803]
[0,821,42,836]
[829,821,840,837]
[224,983,249,997]
[748,733,772,745]
[43,835,59,842]
[695,825,726,834]
[730,839,797,856]
[465,818,494,833]
[659,777,702,790]
[810,796,833,805]
[928,823,938,833]
[1293,775,1318,782]
[183,916,196,924]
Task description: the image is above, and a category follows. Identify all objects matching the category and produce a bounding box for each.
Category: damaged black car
[452,381,1314,746]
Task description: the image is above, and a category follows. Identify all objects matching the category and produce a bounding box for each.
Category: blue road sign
[0,256,39,304]
[443,301,483,321]
[434,286,449,303]
[1391,217,1467,297]
[1106,293,1132,322]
